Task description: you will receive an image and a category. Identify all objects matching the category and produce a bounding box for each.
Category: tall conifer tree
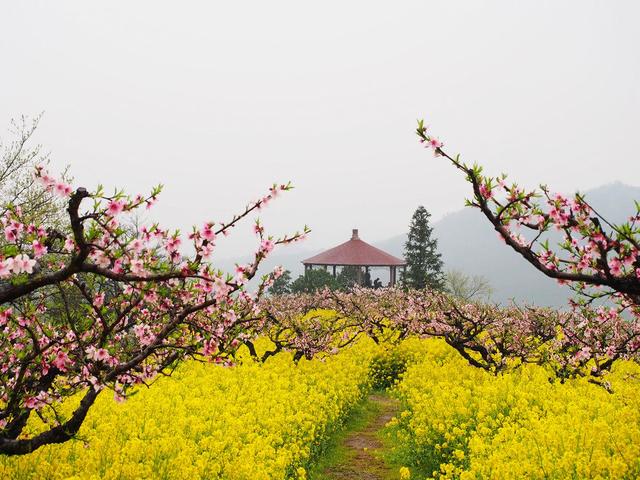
[403,206,444,289]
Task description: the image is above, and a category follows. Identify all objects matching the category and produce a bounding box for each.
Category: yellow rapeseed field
[3,335,640,479]
[0,340,378,480]
[390,339,640,480]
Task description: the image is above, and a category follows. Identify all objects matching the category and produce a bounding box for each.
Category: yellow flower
[391,338,640,480]
[399,466,411,479]
[0,338,380,480]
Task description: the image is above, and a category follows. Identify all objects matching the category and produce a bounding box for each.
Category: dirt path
[318,394,399,480]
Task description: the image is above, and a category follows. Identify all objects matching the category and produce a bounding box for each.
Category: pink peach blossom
[32,240,47,258]
[11,254,36,274]
[201,223,216,242]
[479,184,493,199]
[107,199,126,216]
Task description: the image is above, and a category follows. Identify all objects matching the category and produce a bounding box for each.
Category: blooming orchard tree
[260,284,636,388]
[416,119,640,372]
[0,167,307,455]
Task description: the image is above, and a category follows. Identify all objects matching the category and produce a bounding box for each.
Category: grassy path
[310,393,400,480]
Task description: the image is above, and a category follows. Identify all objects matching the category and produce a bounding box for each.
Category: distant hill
[375,182,640,307]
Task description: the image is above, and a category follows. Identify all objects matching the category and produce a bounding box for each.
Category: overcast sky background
[1,1,639,261]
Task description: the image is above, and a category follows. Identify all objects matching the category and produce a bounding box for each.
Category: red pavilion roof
[302,229,406,267]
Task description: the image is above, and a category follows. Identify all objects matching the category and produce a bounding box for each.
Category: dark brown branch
[0,388,99,455]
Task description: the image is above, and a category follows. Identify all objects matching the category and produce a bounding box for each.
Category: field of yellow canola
[0,340,378,480]
[389,339,640,480]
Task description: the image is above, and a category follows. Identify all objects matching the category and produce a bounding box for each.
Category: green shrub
[369,348,409,390]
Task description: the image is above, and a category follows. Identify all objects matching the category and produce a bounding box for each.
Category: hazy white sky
[2,1,639,259]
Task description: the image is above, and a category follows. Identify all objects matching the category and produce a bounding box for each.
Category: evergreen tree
[403,206,444,290]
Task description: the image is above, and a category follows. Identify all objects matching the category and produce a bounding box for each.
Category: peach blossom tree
[0,167,306,455]
[416,119,640,377]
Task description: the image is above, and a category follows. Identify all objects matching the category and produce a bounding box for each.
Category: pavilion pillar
[390,266,396,286]
[332,265,336,277]
[356,266,362,285]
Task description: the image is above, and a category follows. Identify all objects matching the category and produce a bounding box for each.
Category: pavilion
[302,229,407,286]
